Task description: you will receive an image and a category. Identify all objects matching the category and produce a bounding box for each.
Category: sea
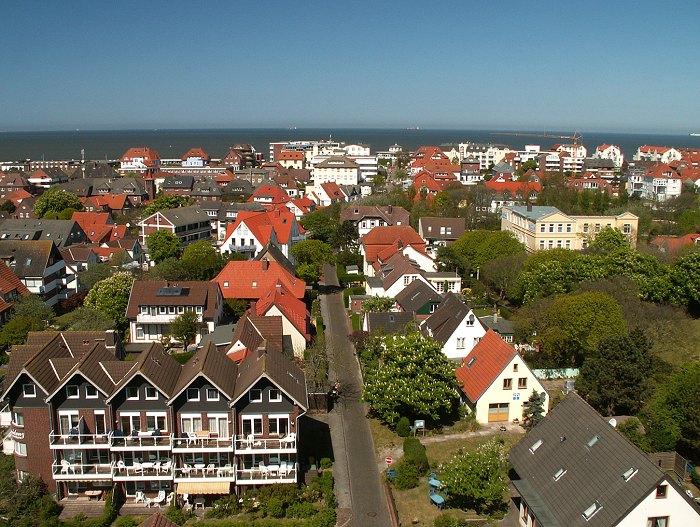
[1,128,699,163]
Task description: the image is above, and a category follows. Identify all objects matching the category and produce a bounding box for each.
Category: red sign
[385,456,393,466]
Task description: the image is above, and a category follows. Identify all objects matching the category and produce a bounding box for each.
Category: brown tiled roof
[125,281,221,320]
[139,511,181,527]
[419,217,466,240]
[339,205,410,226]
[232,346,307,409]
[108,343,180,401]
[171,341,238,402]
[421,292,481,344]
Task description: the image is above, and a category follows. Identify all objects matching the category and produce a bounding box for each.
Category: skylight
[622,467,638,482]
[467,357,476,367]
[529,438,543,454]
[582,500,602,521]
[587,434,601,448]
[553,468,567,481]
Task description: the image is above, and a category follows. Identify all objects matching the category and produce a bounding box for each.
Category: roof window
[553,468,567,481]
[467,357,476,367]
[529,438,543,454]
[622,467,638,482]
[582,500,602,521]
[586,434,601,448]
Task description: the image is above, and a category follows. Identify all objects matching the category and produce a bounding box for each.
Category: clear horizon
[2,0,699,134]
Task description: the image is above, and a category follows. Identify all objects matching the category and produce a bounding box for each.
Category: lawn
[368,418,401,463]
[350,313,361,332]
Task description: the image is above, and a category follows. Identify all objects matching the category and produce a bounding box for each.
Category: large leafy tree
[586,226,630,252]
[33,189,82,218]
[361,296,394,315]
[290,239,335,284]
[299,212,337,244]
[149,257,190,280]
[11,294,54,325]
[445,230,525,271]
[84,272,134,331]
[577,329,654,416]
[57,306,116,331]
[144,195,194,215]
[181,240,225,280]
[440,439,508,514]
[363,330,459,425]
[169,311,202,350]
[146,231,183,264]
[77,263,112,291]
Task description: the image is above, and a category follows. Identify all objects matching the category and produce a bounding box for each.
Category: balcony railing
[173,465,236,480]
[109,431,172,449]
[49,431,110,448]
[235,463,298,484]
[171,434,234,451]
[234,434,296,452]
[112,462,173,479]
[52,462,113,479]
[228,244,256,253]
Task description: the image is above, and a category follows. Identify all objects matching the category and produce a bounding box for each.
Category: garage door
[488,403,509,422]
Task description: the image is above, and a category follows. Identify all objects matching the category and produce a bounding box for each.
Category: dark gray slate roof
[395,280,442,313]
[253,241,296,276]
[162,176,194,189]
[0,219,87,248]
[366,311,416,334]
[479,314,515,335]
[421,292,471,343]
[509,393,691,527]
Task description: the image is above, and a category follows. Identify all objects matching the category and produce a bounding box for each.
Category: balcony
[49,431,110,449]
[136,313,203,324]
[228,244,256,253]
[173,465,236,481]
[112,461,174,481]
[235,463,298,485]
[171,433,234,452]
[52,462,113,480]
[109,431,172,450]
[234,434,296,453]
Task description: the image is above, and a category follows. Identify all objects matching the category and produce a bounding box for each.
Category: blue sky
[2,0,699,133]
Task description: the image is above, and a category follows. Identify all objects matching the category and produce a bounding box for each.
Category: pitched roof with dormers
[213,260,306,300]
[340,205,410,227]
[181,147,210,162]
[361,225,427,267]
[125,281,222,320]
[421,292,484,344]
[171,341,239,402]
[455,329,518,403]
[485,180,542,195]
[121,147,160,166]
[248,184,291,204]
[255,281,310,341]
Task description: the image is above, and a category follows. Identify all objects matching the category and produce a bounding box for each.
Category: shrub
[319,457,333,469]
[433,513,471,527]
[286,501,316,519]
[404,437,429,474]
[206,494,241,518]
[309,506,337,527]
[113,518,138,527]
[165,505,191,525]
[265,497,285,518]
[396,416,411,437]
[257,483,299,508]
[392,458,419,490]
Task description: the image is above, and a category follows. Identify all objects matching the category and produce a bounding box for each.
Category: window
[66,385,79,398]
[548,223,554,233]
[207,414,229,438]
[140,306,148,314]
[136,326,144,339]
[223,281,229,288]
[159,306,166,314]
[529,439,543,454]
[206,388,219,401]
[269,389,282,402]
[94,411,106,435]
[146,412,167,432]
[623,223,631,234]
[145,386,158,400]
[404,276,410,286]
[168,306,176,314]
[513,363,519,372]
[553,467,567,481]
[85,385,98,398]
[180,414,202,435]
[557,224,563,233]
[268,414,289,436]
[22,384,36,398]
[503,378,512,390]
[582,500,602,521]
[518,378,527,389]
[196,306,203,314]
[59,411,80,435]
[187,388,200,401]
[539,240,545,250]
[595,223,601,233]
[177,306,184,314]
[587,434,601,448]
[12,412,24,426]
[566,223,572,233]
[647,517,668,527]
[126,386,139,400]
[241,415,263,436]
[513,392,520,401]
[583,223,589,233]
[14,442,27,456]
[249,389,262,402]
[456,338,465,349]
[655,485,667,498]
[539,224,546,233]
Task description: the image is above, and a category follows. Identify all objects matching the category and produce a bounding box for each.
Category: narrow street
[320,264,393,527]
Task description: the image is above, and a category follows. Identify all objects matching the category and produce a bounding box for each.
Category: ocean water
[0,128,698,163]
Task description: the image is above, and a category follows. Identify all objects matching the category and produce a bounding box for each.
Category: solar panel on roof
[156,287,187,296]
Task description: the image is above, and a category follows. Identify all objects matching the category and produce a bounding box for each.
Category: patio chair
[183,464,192,477]
[281,432,296,445]
[152,490,166,508]
[131,461,144,476]
[258,462,269,479]
[60,459,73,474]
[166,492,175,506]
[206,463,216,476]
[144,497,153,508]
[187,431,198,446]
[116,460,127,474]
[160,460,172,474]
[279,462,289,477]
[134,491,146,504]
[152,461,161,474]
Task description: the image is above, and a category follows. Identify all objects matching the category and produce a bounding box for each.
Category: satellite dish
[608,418,617,428]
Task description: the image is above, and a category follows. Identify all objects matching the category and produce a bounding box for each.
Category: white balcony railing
[234,434,296,452]
[171,434,234,451]
[235,463,298,484]
[173,465,236,480]
[52,463,113,479]
[112,462,173,479]
[49,431,110,448]
[109,431,172,449]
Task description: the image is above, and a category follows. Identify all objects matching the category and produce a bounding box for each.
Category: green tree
[11,294,54,326]
[669,251,700,313]
[616,418,650,452]
[84,272,134,331]
[577,329,654,416]
[363,330,459,425]
[522,390,547,429]
[481,253,527,300]
[170,310,202,350]
[299,211,337,244]
[587,226,630,252]
[0,200,16,214]
[444,230,526,274]
[33,188,83,218]
[147,231,183,264]
[77,263,112,291]
[181,240,225,280]
[149,257,191,280]
[290,239,335,284]
[439,439,508,514]
[57,306,116,331]
[0,317,43,354]
[361,296,395,315]
[144,195,194,215]
[224,298,248,321]
[330,221,360,251]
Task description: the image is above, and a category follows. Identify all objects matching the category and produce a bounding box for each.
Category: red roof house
[254,281,310,358]
[212,260,306,301]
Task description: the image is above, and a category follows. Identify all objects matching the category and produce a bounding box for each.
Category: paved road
[320,264,393,527]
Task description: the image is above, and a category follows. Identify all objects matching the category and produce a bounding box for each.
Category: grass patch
[351,313,361,332]
[425,431,524,467]
[368,418,401,462]
[171,351,195,364]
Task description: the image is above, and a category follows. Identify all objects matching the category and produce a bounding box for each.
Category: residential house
[213,260,306,302]
[479,312,515,343]
[582,158,617,179]
[306,182,347,207]
[105,239,144,265]
[594,144,624,168]
[71,212,124,245]
[93,178,153,204]
[226,311,283,362]
[339,205,410,237]
[181,148,210,167]
[248,183,291,206]
[28,168,69,189]
[119,147,161,175]
[253,282,310,358]
[219,207,304,259]
[420,293,487,361]
[139,206,212,249]
[509,393,700,526]
[627,163,682,201]
[191,181,223,202]
[0,263,30,325]
[161,176,195,196]
[285,196,316,218]
[649,233,700,256]
[83,194,133,215]
[365,252,434,299]
[60,245,99,277]
[0,173,33,196]
[360,225,427,276]
[0,218,88,248]
[410,146,450,175]
[394,279,443,319]
[0,240,77,305]
[418,217,465,249]
[634,145,682,164]
[485,180,542,213]
[277,150,305,170]
[11,197,38,220]
[126,281,224,346]
[455,330,547,423]
[253,242,296,280]
[565,172,615,195]
[362,311,416,334]
[221,144,258,169]
[501,205,639,252]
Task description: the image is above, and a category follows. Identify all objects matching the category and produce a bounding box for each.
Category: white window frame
[206,388,220,401]
[269,389,282,402]
[119,412,141,434]
[180,414,203,435]
[241,414,263,436]
[145,386,158,400]
[268,414,290,436]
[14,441,27,456]
[249,389,262,402]
[58,410,80,435]
[126,386,139,400]
[22,384,36,398]
[186,388,200,401]
[145,412,167,432]
[85,385,98,399]
[66,385,79,399]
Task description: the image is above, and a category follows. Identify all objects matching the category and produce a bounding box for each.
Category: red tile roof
[279,150,305,161]
[213,261,306,300]
[455,330,517,403]
[223,207,298,246]
[0,264,30,313]
[181,147,210,161]
[120,147,160,165]
[249,185,291,204]
[485,180,542,194]
[362,226,426,266]
[320,182,345,200]
[255,281,310,340]
[3,189,33,205]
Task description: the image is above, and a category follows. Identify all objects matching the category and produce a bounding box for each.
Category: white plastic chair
[258,462,269,478]
[187,431,198,446]
[152,490,166,507]
[183,464,192,477]
[160,460,172,474]
[134,491,146,503]
[131,461,144,475]
[206,463,215,476]
[116,460,126,474]
[279,461,288,477]
[281,432,296,445]
[60,459,72,474]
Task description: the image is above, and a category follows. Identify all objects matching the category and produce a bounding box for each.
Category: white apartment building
[458,143,512,170]
[633,145,682,163]
[311,156,360,185]
[594,144,625,168]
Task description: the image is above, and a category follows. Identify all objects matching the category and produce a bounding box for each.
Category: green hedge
[403,437,429,475]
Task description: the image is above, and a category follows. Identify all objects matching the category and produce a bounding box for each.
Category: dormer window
[22,384,36,398]
[85,385,98,398]
[126,386,139,400]
[249,389,262,402]
[66,385,79,399]
[187,388,200,401]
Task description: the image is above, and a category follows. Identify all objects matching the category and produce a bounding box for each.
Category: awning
[176,481,231,495]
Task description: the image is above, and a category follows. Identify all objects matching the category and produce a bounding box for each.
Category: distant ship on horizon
[691,133,700,137]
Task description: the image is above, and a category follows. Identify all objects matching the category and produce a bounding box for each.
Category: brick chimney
[262,260,269,271]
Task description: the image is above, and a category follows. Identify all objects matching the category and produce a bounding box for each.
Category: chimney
[388,205,393,214]
[262,260,269,271]
[527,202,532,212]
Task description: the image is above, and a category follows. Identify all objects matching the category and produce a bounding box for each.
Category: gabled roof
[418,217,466,240]
[509,393,699,527]
[125,281,221,320]
[455,330,517,402]
[121,147,160,165]
[162,176,194,189]
[0,218,86,248]
[181,147,210,161]
[106,342,180,401]
[255,282,310,341]
[485,180,542,195]
[339,205,410,226]
[170,341,238,402]
[253,241,296,276]
[149,206,208,227]
[506,205,565,221]
[362,225,426,266]
[0,262,30,298]
[213,260,306,300]
[138,511,181,527]
[376,251,424,290]
[366,311,416,334]
[248,184,290,204]
[0,239,59,278]
[395,279,442,312]
[232,346,307,409]
[421,292,482,344]
[319,182,346,200]
[314,156,359,169]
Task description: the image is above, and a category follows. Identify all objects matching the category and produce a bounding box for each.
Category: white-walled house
[594,143,624,168]
[455,330,547,424]
[634,145,682,164]
[421,293,487,360]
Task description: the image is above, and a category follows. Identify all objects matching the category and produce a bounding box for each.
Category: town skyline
[3,0,700,133]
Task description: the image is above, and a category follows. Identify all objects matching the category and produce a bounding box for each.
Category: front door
[488,403,509,422]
